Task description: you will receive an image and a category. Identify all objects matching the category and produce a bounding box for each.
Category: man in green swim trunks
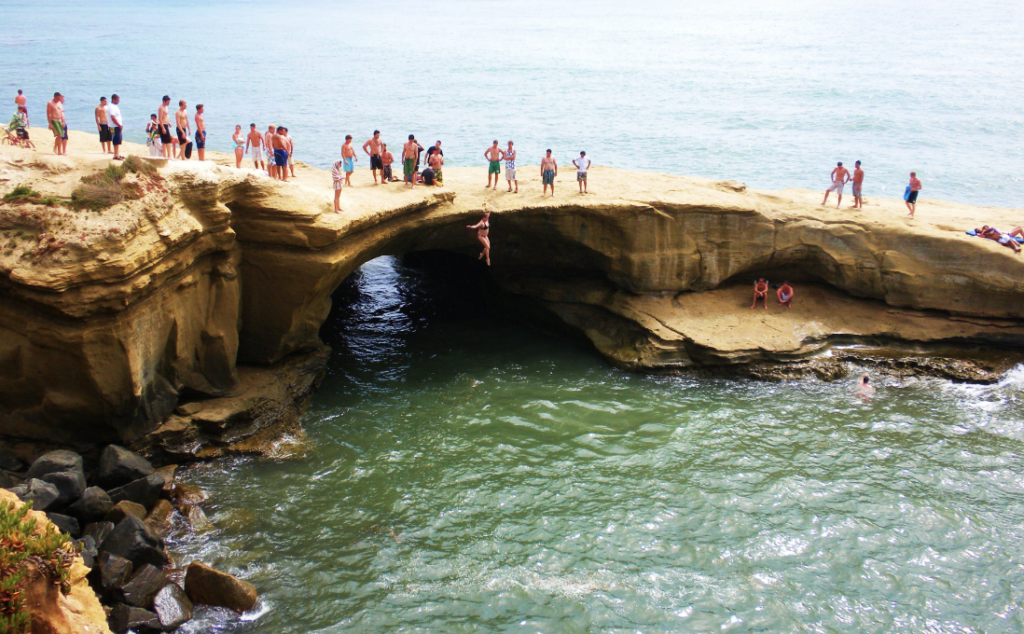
[403,134,421,189]
[47,92,66,156]
[484,140,505,190]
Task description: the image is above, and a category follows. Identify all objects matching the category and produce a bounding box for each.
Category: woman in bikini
[232,125,246,168]
[467,208,492,266]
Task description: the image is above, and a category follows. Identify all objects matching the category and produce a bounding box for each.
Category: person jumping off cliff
[821,162,850,208]
[467,207,492,265]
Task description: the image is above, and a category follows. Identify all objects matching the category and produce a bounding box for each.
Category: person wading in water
[467,207,492,266]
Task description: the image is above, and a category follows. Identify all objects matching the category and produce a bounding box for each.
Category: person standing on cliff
[108,94,124,160]
[265,125,278,179]
[906,171,922,218]
[505,141,518,193]
[363,131,384,184]
[194,104,207,161]
[821,162,849,208]
[331,158,345,212]
[175,100,191,160]
[484,141,505,190]
[96,97,112,155]
[403,135,420,188]
[381,143,395,182]
[273,127,290,182]
[426,140,443,170]
[541,149,558,197]
[428,146,444,186]
[47,93,66,156]
[246,123,265,170]
[850,160,865,209]
[158,96,173,158]
[341,135,357,186]
[282,128,296,177]
[14,89,26,116]
[573,151,591,194]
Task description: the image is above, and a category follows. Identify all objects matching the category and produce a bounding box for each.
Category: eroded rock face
[2,138,1023,450]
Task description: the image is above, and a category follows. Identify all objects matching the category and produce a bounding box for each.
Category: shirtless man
[245,123,265,170]
[158,96,173,158]
[751,278,768,309]
[777,281,794,308]
[906,172,922,218]
[821,162,850,208]
[194,104,206,161]
[363,130,384,184]
[484,140,505,190]
[505,141,517,193]
[264,125,278,179]
[282,128,295,177]
[272,127,290,182]
[541,149,558,197]
[341,135,357,186]
[96,97,112,154]
[14,90,26,115]
[381,143,395,183]
[428,147,444,186]
[857,374,875,400]
[850,161,865,209]
[175,100,191,160]
[47,93,66,155]
[403,135,420,188]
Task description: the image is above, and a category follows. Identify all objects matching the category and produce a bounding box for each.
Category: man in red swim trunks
[752,278,769,309]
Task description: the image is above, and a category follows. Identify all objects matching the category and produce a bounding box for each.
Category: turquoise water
[4,0,1024,205]
[171,256,1024,633]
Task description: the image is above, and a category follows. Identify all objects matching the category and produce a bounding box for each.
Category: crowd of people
[821,160,923,218]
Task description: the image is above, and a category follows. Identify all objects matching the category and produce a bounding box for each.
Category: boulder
[105,500,148,524]
[145,499,174,524]
[108,603,161,634]
[107,475,164,509]
[97,552,134,595]
[116,564,171,608]
[44,511,81,538]
[100,515,167,569]
[40,467,87,507]
[25,449,83,479]
[153,583,194,630]
[0,448,22,472]
[153,465,177,494]
[171,483,208,506]
[68,486,113,523]
[0,471,20,489]
[95,445,155,489]
[13,478,60,511]
[184,562,258,612]
[76,534,98,569]
[83,520,116,546]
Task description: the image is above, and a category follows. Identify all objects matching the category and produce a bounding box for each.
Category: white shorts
[827,181,845,194]
[251,147,264,162]
[288,155,294,166]
[506,167,516,181]
[333,180,344,191]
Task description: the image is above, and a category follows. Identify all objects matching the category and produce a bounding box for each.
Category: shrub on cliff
[2,185,63,207]
[0,500,77,634]
[70,156,160,211]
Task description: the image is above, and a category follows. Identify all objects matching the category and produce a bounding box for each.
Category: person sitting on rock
[777,281,794,308]
[751,278,769,309]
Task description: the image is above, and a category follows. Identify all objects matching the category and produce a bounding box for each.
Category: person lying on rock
[978,226,1022,254]
[751,278,769,309]
[777,281,794,308]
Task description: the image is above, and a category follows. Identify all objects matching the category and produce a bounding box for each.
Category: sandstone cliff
[1,130,1022,453]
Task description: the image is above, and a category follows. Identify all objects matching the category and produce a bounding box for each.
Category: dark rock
[40,468,87,508]
[0,448,22,472]
[68,486,114,524]
[100,516,167,569]
[146,499,174,524]
[25,450,83,480]
[153,583,193,630]
[153,465,177,494]
[83,521,116,546]
[97,552,134,595]
[184,562,258,612]
[76,535,98,569]
[0,471,22,489]
[96,445,154,489]
[14,478,59,511]
[105,500,148,524]
[107,475,164,509]
[108,604,161,634]
[171,483,209,506]
[44,512,80,538]
[117,564,171,608]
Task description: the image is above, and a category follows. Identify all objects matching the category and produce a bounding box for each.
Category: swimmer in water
[752,278,769,309]
[467,207,491,266]
[857,374,875,400]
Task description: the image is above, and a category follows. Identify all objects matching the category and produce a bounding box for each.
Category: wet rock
[68,486,114,523]
[13,478,59,511]
[83,520,115,545]
[153,583,194,630]
[105,500,148,524]
[100,515,167,569]
[107,474,164,509]
[117,564,171,608]
[184,562,258,612]
[108,603,161,634]
[0,448,23,472]
[25,449,83,480]
[171,483,209,506]
[154,464,177,494]
[44,512,80,537]
[96,445,155,489]
[145,499,175,538]
[97,552,134,595]
[183,504,212,533]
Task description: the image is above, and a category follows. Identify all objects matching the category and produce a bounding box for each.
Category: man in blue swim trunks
[272,127,290,181]
[541,149,558,197]
[194,104,206,161]
[341,134,357,186]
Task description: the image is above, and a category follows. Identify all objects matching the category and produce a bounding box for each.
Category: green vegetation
[70,156,160,211]
[2,186,62,207]
[0,500,76,634]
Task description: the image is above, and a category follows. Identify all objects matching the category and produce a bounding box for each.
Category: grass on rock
[71,156,160,211]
